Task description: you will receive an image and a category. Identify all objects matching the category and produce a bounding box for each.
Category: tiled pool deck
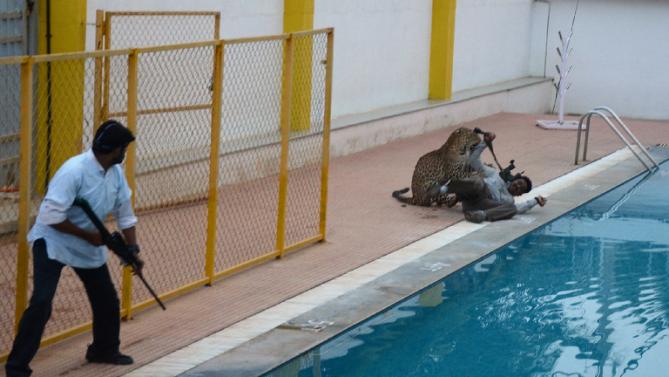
[4,112,669,377]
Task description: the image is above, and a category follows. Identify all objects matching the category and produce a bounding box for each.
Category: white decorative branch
[554,1,579,124]
[537,0,580,131]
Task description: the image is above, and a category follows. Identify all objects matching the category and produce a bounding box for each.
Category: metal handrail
[576,110,651,171]
[591,106,660,169]
[575,107,659,172]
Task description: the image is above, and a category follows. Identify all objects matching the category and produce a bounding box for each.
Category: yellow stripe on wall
[36,0,87,192]
[284,0,314,32]
[284,0,314,132]
[429,0,457,100]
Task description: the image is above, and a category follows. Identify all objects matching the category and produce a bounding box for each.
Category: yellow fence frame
[0,27,334,361]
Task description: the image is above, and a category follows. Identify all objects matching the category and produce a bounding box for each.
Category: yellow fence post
[318,29,334,239]
[283,0,314,132]
[121,49,138,319]
[276,35,295,258]
[429,0,457,100]
[205,41,224,284]
[93,10,105,127]
[102,12,111,121]
[15,58,33,331]
[214,13,221,39]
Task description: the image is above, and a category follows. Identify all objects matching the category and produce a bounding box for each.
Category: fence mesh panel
[0,64,20,193]
[105,54,129,121]
[131,45,215,305]
[214,39,285,271]
[106,13,218,49]
[285,32,328,247]
[0,234,16,353]
[0,62,20,356]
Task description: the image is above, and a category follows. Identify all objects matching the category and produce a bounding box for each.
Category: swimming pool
[266,162,669,377]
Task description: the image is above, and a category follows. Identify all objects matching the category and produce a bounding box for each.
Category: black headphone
[93,120,123,154]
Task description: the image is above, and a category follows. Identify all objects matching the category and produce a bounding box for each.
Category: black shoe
[86,348,134,365]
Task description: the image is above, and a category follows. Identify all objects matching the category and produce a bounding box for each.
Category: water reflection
[266,162,669,377]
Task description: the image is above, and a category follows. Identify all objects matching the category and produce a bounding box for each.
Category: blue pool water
[267,161,669,377]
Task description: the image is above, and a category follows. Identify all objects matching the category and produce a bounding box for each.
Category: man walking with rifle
[6,120,143,377]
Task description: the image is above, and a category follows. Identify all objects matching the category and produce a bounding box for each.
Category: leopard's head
[440,127,483,159]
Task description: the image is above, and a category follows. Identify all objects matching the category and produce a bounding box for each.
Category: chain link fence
[215,37,284,272]
[0,62,20,209]
[0,28,333,360]
[131,44,216,307]
[285,33,329,249]
[0,59,20,355]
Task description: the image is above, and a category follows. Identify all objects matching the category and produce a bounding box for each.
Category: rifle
[473,128,523,184]
[73,198,166,310]
[499,159,525,184]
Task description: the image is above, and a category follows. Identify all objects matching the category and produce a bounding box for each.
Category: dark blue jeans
[5,239,121,377]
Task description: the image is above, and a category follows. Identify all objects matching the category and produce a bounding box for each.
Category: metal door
[0,0,28,56]
[0,0,31,190]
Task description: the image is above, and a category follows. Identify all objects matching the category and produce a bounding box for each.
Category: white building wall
[82,0,669,121]
[314,0,432,119]
[82,0,554,122]
[452,0,534,93]
[534,0,669,120]
[85,0,283,51]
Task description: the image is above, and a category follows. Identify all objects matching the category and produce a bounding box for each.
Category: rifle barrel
[485,140,504,171]
[137,272,167,310]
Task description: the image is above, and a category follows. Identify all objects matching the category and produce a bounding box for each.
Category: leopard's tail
[392,188,415,204]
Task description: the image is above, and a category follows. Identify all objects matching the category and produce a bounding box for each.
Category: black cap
[92,120,135,153]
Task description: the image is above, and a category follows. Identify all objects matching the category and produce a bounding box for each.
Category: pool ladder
[575,106,660,172]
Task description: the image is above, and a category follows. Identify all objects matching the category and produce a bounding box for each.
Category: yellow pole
[35,0,87,193]
[102,13,111,121]
[93,10,104,128]
[283,0,314,132]
[214,13,220,39]
[15,58,33,331]
[318,29,334,239]
[428,0,457,100]
[205,41,224,284]
[121,49,138,319]
[276,35,294,258]
[126,51,138,201]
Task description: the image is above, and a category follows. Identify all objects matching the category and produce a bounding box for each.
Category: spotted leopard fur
[392,127,485,206]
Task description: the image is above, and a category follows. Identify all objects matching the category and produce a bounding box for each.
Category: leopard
[392,127,486,207]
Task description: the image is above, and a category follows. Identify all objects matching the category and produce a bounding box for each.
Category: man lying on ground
[431,131,547,223]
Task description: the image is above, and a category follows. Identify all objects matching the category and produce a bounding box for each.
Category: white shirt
[28,149,137,268]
